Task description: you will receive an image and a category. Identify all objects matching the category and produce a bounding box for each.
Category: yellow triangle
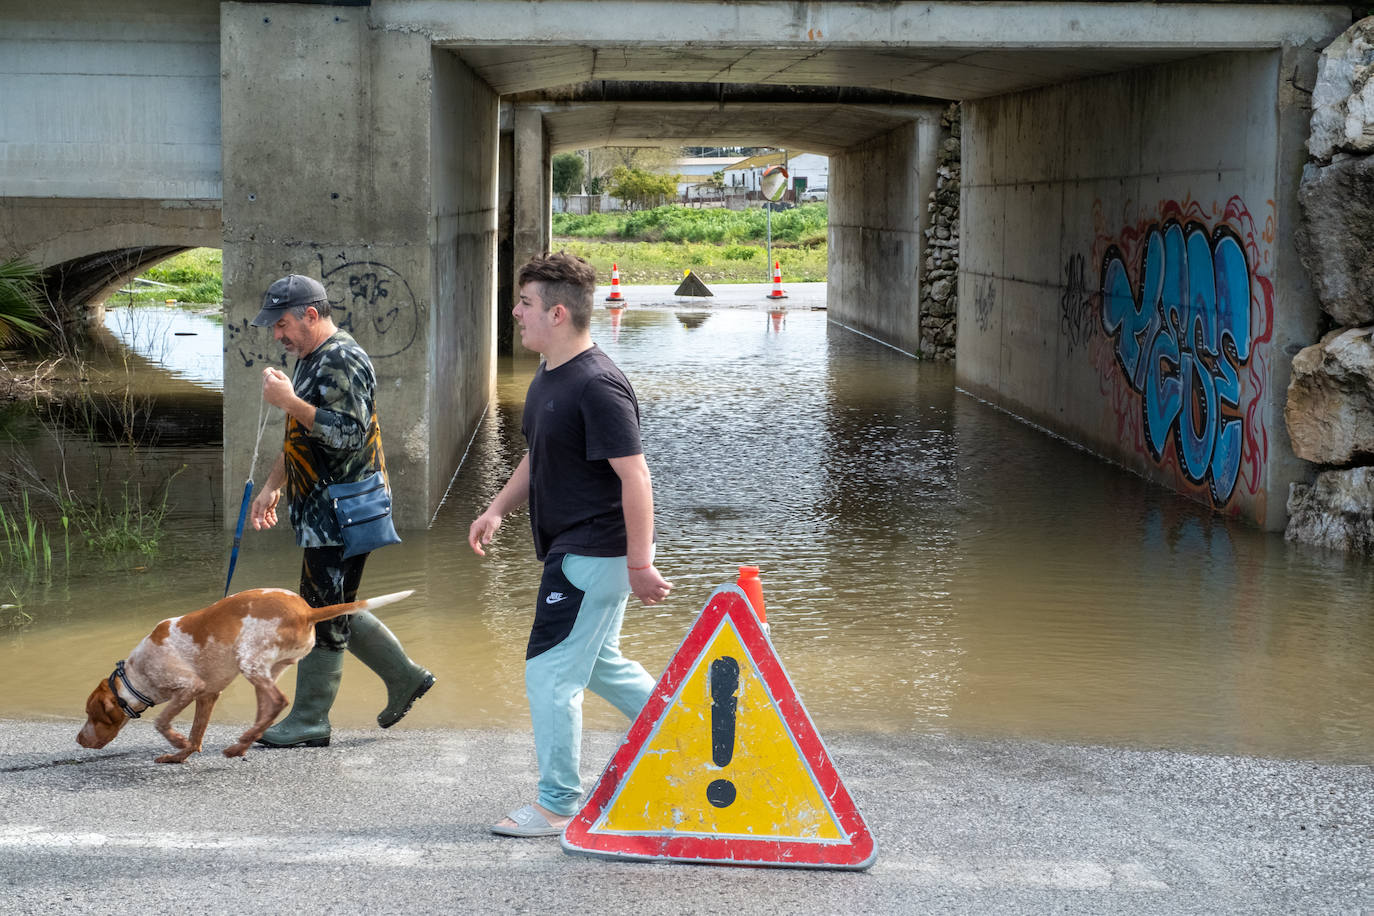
[597,618,844,840]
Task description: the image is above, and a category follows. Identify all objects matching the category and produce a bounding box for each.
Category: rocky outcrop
[1286,326,1374,465]
[1288,16,1374,554]
[1297,156,1374,326]
[1307,19,1374,162]
[1286,467,1374,554]
[920,103,960,361]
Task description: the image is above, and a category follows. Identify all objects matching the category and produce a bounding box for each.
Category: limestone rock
[1285,467,1374,554]
[1343,68,1374,155]
[1285,326,1374,463]
[1307,17,1374,162]
[1296,156,1374,325]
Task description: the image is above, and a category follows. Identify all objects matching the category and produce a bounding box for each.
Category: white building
[721,151,829,199]
[670,155,746,196]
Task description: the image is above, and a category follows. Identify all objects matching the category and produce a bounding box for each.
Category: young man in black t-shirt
[469,252,672,837]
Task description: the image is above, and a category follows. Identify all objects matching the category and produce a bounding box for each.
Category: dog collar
[108,660,156,719]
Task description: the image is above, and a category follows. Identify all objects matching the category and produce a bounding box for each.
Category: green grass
[554,202,829,245]
[64,476,178,557]
[120,248,223,305]
[555,203,829,283]
[0,492,61,614]
[561,239,827,285]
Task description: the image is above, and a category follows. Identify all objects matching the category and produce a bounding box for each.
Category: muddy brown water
[2,305,1371,764]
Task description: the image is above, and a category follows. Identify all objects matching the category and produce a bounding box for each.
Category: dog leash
[224,390,275,597]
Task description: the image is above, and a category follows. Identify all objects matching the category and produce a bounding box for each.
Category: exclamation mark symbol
[706,656,739,808]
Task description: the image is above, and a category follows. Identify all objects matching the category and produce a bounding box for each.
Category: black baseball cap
[252,274,327,327]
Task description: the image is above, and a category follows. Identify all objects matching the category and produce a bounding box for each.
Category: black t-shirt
[522,345,643,560]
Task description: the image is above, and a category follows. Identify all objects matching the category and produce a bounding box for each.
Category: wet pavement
[2,719,1368,913]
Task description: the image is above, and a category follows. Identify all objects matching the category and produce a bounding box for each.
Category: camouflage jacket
[282,330,388,547]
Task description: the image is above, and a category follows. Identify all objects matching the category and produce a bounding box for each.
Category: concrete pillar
[496,107,516,353]
[512,106,551,318]
[827,109,944,357]
[220,5,497,529]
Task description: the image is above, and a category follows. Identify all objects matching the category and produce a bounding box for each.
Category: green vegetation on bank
[554,203,828,283]
[554,202,828,245]
[561,240,827,285]
[1,251,200,616]
[0,492,62,618]
[119,248,223,305]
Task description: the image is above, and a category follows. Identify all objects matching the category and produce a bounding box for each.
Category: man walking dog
[470,252,671,836]
[249,273,434,747]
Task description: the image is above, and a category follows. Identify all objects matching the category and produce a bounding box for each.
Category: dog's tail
[307,589,416,624]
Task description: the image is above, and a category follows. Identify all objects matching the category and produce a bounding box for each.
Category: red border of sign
[562,585,877,870]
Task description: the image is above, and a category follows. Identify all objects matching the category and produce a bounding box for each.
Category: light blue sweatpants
[526,553,657,816]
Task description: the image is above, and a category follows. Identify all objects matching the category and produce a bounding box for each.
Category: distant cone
[766,260,787,300]
[606,263,625,302]
[674,270,713,297]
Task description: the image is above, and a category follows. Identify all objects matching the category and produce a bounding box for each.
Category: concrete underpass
[0,0,1351,530]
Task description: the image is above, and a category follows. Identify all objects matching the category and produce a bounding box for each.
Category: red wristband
[628,563,652,570]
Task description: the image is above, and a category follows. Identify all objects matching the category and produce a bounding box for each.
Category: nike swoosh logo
[545,592,565,604]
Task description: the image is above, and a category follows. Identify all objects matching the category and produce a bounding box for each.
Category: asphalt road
[2,719,1368,914]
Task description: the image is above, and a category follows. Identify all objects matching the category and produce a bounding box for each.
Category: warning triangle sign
[562,584,876,869]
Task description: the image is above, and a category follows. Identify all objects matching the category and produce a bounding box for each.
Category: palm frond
[0,259,48,346]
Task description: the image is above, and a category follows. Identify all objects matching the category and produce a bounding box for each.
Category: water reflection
[103,305,224,391]
[1,308,1371,764]
[674,311,711,330]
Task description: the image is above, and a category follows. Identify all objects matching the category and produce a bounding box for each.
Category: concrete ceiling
[449,43,1214,152]
[455,44,1209,99]
[528,101,929,156]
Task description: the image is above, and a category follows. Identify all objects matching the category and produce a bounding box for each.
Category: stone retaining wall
[920,103,961,360]
[1289,16,1374,553]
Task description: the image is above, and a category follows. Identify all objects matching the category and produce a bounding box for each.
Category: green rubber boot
[256,646,344,748]
[348,610,435,728]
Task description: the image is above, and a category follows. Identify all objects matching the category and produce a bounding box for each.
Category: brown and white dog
[78,587,414,763]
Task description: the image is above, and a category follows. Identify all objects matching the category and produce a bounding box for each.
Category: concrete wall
[0,0,221,289]
[0,0,221,200]
[221,4,497,529]
[431,49,500,521]
[957,51,1321,530]
[829,110,944,357]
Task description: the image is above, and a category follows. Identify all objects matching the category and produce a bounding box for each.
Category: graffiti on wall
[1093,196,1274,511]
[974,278,996,333]
[1060,252,1096,357]
[226,254,420,369]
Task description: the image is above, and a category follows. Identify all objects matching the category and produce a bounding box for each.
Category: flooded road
[2,305,1371,764]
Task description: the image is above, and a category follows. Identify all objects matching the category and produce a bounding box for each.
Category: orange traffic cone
[765,260,787,300]
[736,565,767,626]
[769,309,786,332]
[606,263,625,302]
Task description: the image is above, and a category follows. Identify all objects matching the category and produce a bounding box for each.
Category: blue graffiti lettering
[1100,220,1251,504]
